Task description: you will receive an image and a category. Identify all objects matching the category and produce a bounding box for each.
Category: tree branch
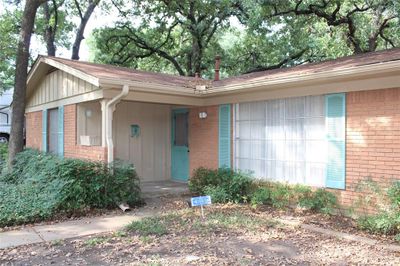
[244,48,307,74]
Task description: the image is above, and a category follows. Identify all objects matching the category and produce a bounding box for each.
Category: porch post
[105,85,129,164]
[100,99,108,148]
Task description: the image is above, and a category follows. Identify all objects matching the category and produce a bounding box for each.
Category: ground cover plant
[0,149,142,227]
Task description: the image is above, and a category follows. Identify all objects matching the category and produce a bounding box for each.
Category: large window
[234,95,327,187]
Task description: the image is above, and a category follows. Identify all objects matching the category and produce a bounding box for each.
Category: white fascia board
[41,58,100,87]
[209,60,400,94]
[99,78,198,96]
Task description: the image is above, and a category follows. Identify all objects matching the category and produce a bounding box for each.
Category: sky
[30,3,121,61]
[2,1,244,62]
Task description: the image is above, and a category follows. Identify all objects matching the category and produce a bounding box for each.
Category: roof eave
[210,60,400,94]
[99,78,198,97]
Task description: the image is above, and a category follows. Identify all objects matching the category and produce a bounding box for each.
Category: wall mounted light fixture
[85,109,92,118]
[198,111,207,119]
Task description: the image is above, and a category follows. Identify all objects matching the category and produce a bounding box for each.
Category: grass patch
[127,208,276,237]
[127,217,169,236]
[84,236,110,247]
[112,230,127,238]
[192,210,277,233]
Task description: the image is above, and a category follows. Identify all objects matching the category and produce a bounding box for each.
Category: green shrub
[189,167,338,213]
[310,189,338,214]
[358,213,400,235]
[250,182,337,213]
[203,186,229,203]
[0,176,68,226]
[0,149,142,227]
[250,187,271,207]
[0,143,7,170]
[354,178,400,235]
[388,181,400,209]
[189,167,252,203]
[270,183,291,209]
[189,167,219,195]
[293,185,314,209]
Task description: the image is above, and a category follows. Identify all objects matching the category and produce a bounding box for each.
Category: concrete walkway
[0,181,189,250]
[0,209,157,249]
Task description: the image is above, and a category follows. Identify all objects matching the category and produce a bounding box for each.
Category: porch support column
[100,99,108,148]
[105,85,129,164]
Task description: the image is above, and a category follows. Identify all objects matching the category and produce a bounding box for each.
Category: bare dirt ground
[1,197,399,266]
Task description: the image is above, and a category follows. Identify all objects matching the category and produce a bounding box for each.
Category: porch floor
[140,180,189,199]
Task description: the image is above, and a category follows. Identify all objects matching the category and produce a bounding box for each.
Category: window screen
[174,112,188,146]
[234,96,326,187]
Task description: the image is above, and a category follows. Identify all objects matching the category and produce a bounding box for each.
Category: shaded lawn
[1,201,400,265]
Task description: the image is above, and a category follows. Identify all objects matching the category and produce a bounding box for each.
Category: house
[26,48,400,209]
[0,89,13,142]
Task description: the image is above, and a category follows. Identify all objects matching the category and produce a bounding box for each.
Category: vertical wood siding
[113,101,171,182]
[27,70,98,107]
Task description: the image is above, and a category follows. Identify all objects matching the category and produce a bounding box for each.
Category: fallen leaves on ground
[1,196,399,265]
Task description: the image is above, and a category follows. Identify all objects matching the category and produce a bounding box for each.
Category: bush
[310,189,338,214]
[355,179,400,236]
[0,149,142,227]
[358,212,400,235]
[270,183,292,209]
[388,181,400,209]
[189,167,338,213]
[0,143,7,170]
[250,187,271,207]
[293,185,314,209]
[189,167,220,194]
[189,167,252,203]
[204,186,230,203]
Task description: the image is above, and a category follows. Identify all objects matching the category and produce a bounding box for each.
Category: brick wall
[26,111,42,150]
[337,88,400,212]
[64,104,107,161]
[188,106,219,176]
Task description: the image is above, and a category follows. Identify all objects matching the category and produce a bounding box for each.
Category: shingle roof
[47,56,197,88]
[44,48,400,89]
[213,48,400,87]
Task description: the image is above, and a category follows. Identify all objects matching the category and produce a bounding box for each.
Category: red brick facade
[25,88,400,212]
[25,111,42,150]
[188,106,219,176]
[25,104,107,161]
[335,88,400,211]
[64,104,107,161]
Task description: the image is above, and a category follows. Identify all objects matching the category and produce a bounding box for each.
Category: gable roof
[47,57,197,88]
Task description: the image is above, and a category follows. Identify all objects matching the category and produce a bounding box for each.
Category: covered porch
[76,97,199,183]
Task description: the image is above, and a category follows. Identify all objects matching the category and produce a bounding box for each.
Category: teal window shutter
[325,93,346,189]
[218,104,231,168]
[57,106,64,157]
[42,109,48,152]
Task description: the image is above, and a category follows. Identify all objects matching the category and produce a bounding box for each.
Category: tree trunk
[8,0,47,168]
[71,0,99,60]
[43,1,56,56]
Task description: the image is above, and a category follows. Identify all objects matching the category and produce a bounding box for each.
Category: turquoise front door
[171,109,189,181]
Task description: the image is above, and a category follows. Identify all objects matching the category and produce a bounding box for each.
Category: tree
[264,0,400,54]
[8,0,47,168]
[92,0,244,77]
[36,0,74,56]
[0,10,21,91]
[71,0,100,60]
